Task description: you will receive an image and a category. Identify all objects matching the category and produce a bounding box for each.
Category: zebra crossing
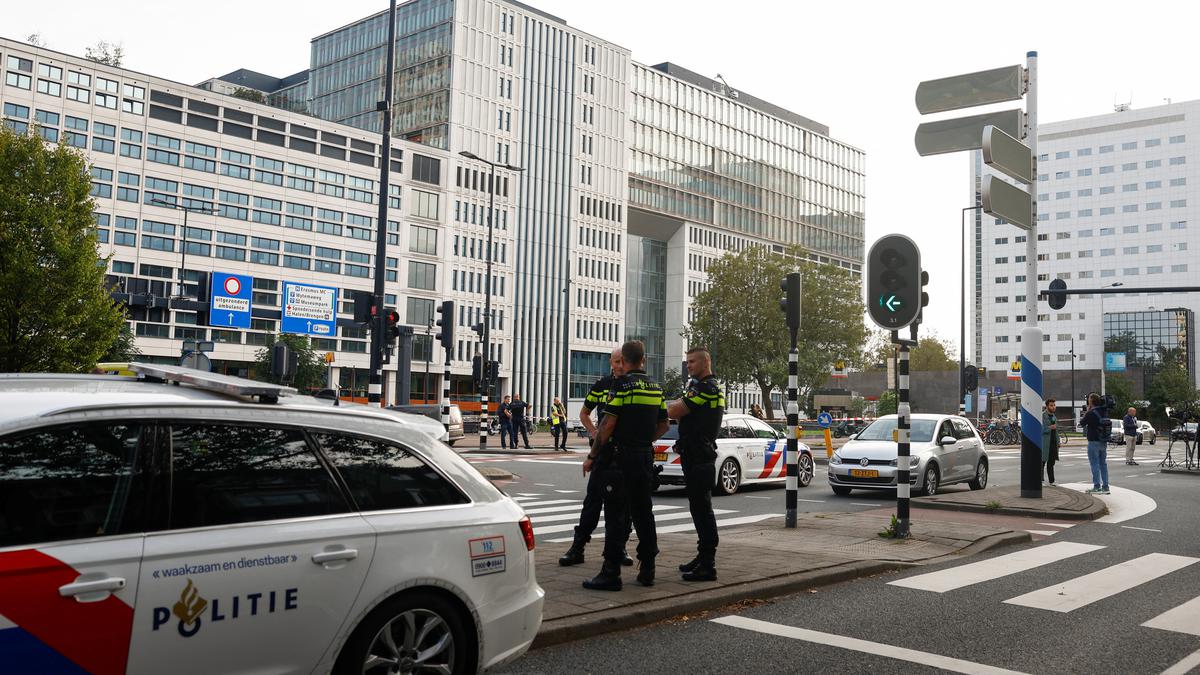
[512,494,771,542]
[887,541,1200,636]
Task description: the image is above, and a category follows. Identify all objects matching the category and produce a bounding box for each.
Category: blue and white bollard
[1020,327,1044,498]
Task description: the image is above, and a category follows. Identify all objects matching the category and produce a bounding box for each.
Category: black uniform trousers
[572,455,631,548]
[600,448,658,565]
[509,418,531,448]
[682,455,718,561]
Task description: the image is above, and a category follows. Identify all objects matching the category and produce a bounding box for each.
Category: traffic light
[1047,278,1068,310]
[779,272,802,330]
[866,234,922,329]
[472,354,482,385]
[271,342,297,380]
[381,307,400,346]
[352,290,372,323]
[487,360,499,384]
[471,322,485,338]
[435,301,455,353]
[918,269,930,323]
[964,364,978,392]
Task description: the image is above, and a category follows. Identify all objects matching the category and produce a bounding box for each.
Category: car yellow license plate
[654,452,667,462]
[850,469,878,478]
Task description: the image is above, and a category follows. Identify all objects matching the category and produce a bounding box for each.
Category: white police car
[653,413,815,495]
[0,364,543,674]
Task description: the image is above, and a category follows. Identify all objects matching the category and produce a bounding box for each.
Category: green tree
[661,367,686,400]
[0,125,124,372]
[100,320,141,362]
[232,87,267,104]
[877,390,898,416]
[252,333,326,391]
[909,334,958,371]
[1104,375,1137,419]
[1145,362,1197,422]
[84,40,124,66]
[683,245,866,418]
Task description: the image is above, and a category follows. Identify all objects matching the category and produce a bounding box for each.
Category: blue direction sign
[209,272,252,328]
[817,412,833,428]
[281,281,338,336]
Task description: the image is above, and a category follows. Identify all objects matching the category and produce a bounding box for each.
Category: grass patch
[985,500,1002,510]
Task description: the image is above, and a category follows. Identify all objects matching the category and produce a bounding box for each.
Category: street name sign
[281,281,338,336]
[209,272,252,328]
[982,175,1034,230]
[915,64,1025,114]
[914,109,1023,156]
[982,124,1034,184]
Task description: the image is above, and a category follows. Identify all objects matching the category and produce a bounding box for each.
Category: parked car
[1170,422,1197,441]
[389,402,464,446]
[1110,420,1157,445]
[653,413,814,495]
[828,413,988,497]
[0,365,542,674]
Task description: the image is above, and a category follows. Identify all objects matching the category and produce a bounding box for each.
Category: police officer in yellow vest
[550,397,568,451]
[667,347,724,581]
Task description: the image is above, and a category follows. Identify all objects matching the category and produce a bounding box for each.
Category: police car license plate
[850,469,878,478]
[654,452,668,462]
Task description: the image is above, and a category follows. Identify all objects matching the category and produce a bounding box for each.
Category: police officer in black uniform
[582,340,668,591]
[667,347,724,581]
[558,346,632,567]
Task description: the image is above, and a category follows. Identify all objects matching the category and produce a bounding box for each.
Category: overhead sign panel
[982,175,1034,230]
[915,64,1024,114]
[281,281,338,336]
[914,109,1023,157]
[209,272,252,328]
[982,124,1034,184]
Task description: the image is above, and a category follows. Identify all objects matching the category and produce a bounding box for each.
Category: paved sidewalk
[532,511,1028,647]
[911,484,1106,520]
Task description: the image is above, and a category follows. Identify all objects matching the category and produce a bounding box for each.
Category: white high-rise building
[970,100,1199,386]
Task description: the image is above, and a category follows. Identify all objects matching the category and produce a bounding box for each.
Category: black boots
[679,556,700,573]
[682,560,717,582]
[636,559,655,587]
[559,545,585,567]
[582,561,623,591]
[621,553,634,566]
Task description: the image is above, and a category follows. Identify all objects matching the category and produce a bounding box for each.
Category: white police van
[0,364,543,674]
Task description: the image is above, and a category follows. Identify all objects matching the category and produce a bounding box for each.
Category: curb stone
[476,467,513,480]
[910,497,1105,521]
[530,529,1028,649]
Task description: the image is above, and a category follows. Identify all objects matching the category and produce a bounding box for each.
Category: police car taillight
[518,516,535,551]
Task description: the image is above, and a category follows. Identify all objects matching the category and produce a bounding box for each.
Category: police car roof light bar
[131,363,297,402]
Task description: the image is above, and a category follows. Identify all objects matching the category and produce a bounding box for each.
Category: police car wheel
[797,453,814,487]
[334,591,474,675]
[714,458,741,495]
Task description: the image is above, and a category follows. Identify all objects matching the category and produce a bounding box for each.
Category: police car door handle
[311,548,359,565]
[59,576,126,598]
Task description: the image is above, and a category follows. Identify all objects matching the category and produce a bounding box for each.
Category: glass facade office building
[1104,308,1195,376]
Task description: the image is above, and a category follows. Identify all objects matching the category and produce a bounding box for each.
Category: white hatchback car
[827,414,989,496]
[653,413,815,495]
[0,365,542,674]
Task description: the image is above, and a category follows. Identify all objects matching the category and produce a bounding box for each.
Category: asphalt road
[468,441,1200,674]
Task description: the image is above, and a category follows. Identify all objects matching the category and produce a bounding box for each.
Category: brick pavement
[912,484,1106,520]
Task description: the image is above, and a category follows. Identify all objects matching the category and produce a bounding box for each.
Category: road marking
[514,458,583,465]
[1146,473,1159,476]
[1025,530,1058,537]
[530,504,686,524]
[546,513,771,542]
[554,489,579,493]
[851,503,880,507]
[745,496,772,500]
[1004,553,1199,613]
[888,542,1104,593]
[513,498,577,507]
[516,493,543,497]
[1034,523,1074,529]
[1162,646,1200,675]
[521,503,585,515]
[1143,594,1200,637]
[711,616,1028,675]
[1060,483,1158,524]
[533,509,728,534]
[1121,525,1163,532]
[534,483,555,487]
[797,498,826,503]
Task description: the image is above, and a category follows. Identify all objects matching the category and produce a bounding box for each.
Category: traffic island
[475,466,514,481]
[531,512,1028,648]
[911,484,1106,520]
[1160,465,1200,476]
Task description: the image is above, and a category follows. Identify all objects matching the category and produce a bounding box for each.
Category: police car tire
[714,458,741,496]
[334,591,475,675]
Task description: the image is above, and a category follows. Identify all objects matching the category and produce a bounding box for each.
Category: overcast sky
[10,0,1200,357]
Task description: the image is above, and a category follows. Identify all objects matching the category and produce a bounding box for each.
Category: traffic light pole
[780,272,801,529]
[1019,50,1043,499]
[894,331,912,539]
[368,0,397,407]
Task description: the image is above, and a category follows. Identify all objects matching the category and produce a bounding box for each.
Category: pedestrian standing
[1042,399,1059,485]
[559,347,632,568]
[498,395,513,449]
[667,347,724,582]
[508,394,532,449]
[1080,393,1111,494]
[1123,407,1139,465]
[551,397,569,451]
[750,403,766,420]
[582,340,668,591]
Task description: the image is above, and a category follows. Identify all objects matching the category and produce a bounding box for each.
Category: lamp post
[458,150,523,451]
[150,198,216,299]
[424,319,433,403]
[1069,337,1077,427]
[1100,281,1123,396]
[960,205,983,414]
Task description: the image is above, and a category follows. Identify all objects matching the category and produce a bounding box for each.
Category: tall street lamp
[150,198,216,299]
[459,150,523,451]
[1100,281,1124,396]
[960,205,983,414]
